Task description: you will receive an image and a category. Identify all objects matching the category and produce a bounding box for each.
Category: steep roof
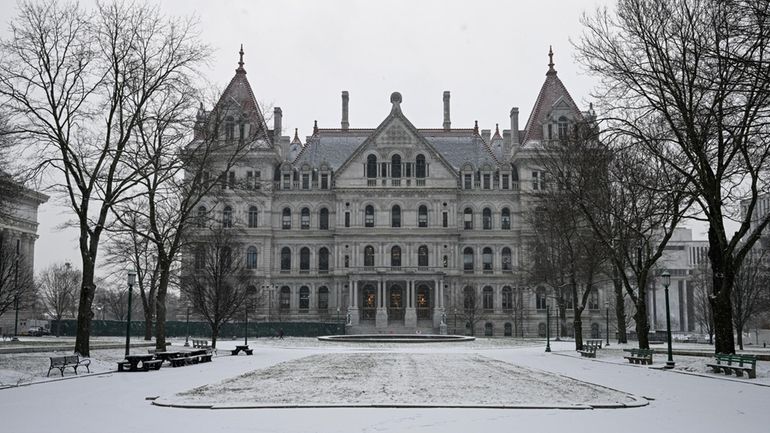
[210,45,271,145]
[522,47,583,144]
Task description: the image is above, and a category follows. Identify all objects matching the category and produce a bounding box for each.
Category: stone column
[376,278,388,329]
[433,279,442,328]
[348,279,359,327]
[405,279,417,328]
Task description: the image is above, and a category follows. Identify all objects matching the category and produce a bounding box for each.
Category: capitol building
[188,47,613,337]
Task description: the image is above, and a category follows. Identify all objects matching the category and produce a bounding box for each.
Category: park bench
[170,356,197,367]
[47,355,91,377]
[623,348,654,365]
[706,354,757,379]
[585,339,603,349]
[578,345,597,358]
[231,345,253,356]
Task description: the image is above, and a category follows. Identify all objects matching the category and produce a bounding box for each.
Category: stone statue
[346,311,352,325]
[441,312,447,325]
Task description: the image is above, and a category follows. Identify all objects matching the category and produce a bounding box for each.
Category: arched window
[482,207,492,230]
[301,207,310,230]
[418,245,429,267]
[504,322,513,337]
[536,287,547,310]
[483,286,494,310]
[282,208,291,229]
[279,286,291,311]
[318,286,329,310]
[246,246,258,269]
[280,247,291,271]
[222,206,233,228]
[299,286,310,310]
[300,247,310,271]
[418,205,428,228]
[463,247,474,271]
[220,246,232,270]
[319,208,329,230]
[225,116,235,142]
[390,245,401,268]
[194,246,205,270]
[391,154,402,178]
[416,154,426,178]
[464,207,473,230]
[463,286,475,311]
[391,205,401,228]
[364,245,375,268]
[502,247,512,271]
[484,322,494,336]
[318,247,329,272]
[502,286,513,311]
[538,322,547,338]
[365,205,375,228]
[501,208,511,230]
[197,206,207,228]
[367,154,378,178]
[248,206,258,228]
[482,247,493,271]
[558,116,569,140]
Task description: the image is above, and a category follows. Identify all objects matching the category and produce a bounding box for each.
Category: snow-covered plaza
[1,338,768,432]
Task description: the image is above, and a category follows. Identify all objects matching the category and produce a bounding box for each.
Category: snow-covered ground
[0,338,768,432]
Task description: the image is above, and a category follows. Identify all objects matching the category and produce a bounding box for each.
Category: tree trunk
[143,305,154,341]
[574,316,583,350]
[55,315,62,337]
[211,325,219,349]
[710,275,736,354]
[74,258,96,356]
[154,267,170,350]
[634,298,650,349]
[613,280,627,344]
[737,324,744,350]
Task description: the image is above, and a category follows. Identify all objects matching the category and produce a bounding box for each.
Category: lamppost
[184,303,191,347]
[604,301,610,347]
[662,270,674,368]
[244,295,250,346]
[545,302,551,352]
[11,240,20,342]
[555,298,561,342]
[124,271,136,357]
[453,308,457,336]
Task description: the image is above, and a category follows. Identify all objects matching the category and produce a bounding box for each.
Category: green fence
[50,319,343,338]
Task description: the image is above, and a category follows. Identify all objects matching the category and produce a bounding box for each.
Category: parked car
[27,326,50,336]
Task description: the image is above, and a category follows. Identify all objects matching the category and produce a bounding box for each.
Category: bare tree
[732,249,769,349]
[0,1,208,356]
[690,260,715,344]
[0,231,36,323]
[578,0,770,354]
[180,227,252,348]
[38,263,79,336]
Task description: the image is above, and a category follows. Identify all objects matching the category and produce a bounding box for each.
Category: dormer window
[301,173,310,190]
[558,116,569,140]
[416,154,426,178]
[225,116,235,142]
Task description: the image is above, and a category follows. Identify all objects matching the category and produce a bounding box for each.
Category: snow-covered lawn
[165,352,638,408]
[0,338,768,433]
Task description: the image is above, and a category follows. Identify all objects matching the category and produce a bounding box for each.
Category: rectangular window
[501,174,509,190]
[442,212,448,228]
[302,173,310,190]
[228,171,236,189]
[344,212,350,227]
[282,174,291,190]
[246,171,253,189]
[255,171,261,189]
[320,174,329,190]
[464,174,472,190]
[483,174,491,190]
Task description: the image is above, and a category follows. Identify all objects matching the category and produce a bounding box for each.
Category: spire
[292,128,301,143]
[547,45,557,76]
[493,123,501,139]
[313,120,318,135]
[236,44,246,74]
[474,120,479,134]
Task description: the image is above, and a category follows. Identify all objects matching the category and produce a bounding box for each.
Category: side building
[0,172,49,336]
[186,48,613,337]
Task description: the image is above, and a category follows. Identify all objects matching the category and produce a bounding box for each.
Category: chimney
[443,91,451,131]
[341,91,350,131]
[481,129,491,144]
[274,107,283,140]
[510,107,520,147]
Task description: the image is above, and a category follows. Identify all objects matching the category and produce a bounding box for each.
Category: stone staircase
[349,322,436,335]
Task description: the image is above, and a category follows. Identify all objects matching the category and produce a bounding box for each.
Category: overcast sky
[4,0,711,273]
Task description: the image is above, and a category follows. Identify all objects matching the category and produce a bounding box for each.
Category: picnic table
[118,354,162,372]
[231,345,253,356]
[153,351,184,362]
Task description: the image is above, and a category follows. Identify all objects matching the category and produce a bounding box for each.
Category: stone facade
[188,48,614,337]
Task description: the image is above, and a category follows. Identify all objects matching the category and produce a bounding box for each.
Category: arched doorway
[416,284,431,319]
[361,285,376,320]
[389,284,404,320]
